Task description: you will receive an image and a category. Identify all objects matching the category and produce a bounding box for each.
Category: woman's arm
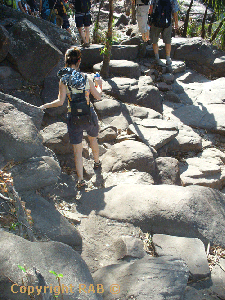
[40,80,67,110]
[88,77,102,101]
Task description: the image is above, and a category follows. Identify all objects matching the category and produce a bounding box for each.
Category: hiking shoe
[94,161,101,170]
[155,58,165,66]
[76,180,86,189]
[166,57,172,65]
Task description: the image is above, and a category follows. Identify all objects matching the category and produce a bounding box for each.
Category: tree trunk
[131,0,136,24]
[208,12,216,36]
[92,0,104,44]
[210,17,225,42]
[182,0,194,37]
[201,2,208,39]
[100,0,113,78]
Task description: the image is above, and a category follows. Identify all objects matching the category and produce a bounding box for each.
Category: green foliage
[18,265,26,273]
[9,222,20,231]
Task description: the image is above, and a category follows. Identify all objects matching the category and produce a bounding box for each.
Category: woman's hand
[94,77,102,88]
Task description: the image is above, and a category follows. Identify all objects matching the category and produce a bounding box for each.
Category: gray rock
[93,255,189,300]
[172,104,225,134]
[128,119,178,150]
[94,98,122,118]
[0,5,72,53]
[172,37,225,78]
[113,236,145,260]
[156,157,181,185]
[125,103,162,119]
[40,172,77,200]
[21,192,82,248]
[0,102,46,162]
[180,148,225,190]
[163,91,181,103]
[93,60,141,78]
[0,66,25,91]
[11,156,61,192]
[166,124,202,153]
[0,25,10,62]
[0,230,101,300]
[102,171,155,187]
[153,234,210,280]
[103,77,163,113]
[115,14,129,26]
[98,126,117,143]
[77,184,225,247]
[8,19,62,84]
[156,82,172,92]
[41,122,73,155]
[80,44,139,69]
[0,91,43,129]
[101,140,156,175]
[161,73,175,84]
[211,258,225,299]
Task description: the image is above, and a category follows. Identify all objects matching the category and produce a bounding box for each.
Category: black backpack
[58,68,91,126]
[151,0,172,28]
[81,0,91,13]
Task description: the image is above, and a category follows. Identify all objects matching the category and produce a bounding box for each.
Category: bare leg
[88,136,99,163]
[153,43,159,55]
[165,43,171,57]
[73,143,83,182]
[84,26,90,44]
[165,43,172,65]
[78,27,86,44]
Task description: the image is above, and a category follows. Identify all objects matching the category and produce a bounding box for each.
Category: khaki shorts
[150,23,172,44]
[136,5,149,34]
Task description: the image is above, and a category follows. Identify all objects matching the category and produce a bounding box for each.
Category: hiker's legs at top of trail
[73,143,83,183]
[78,27,86,44]
[84,26,90,44]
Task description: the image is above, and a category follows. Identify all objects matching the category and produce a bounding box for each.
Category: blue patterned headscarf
[57,67,86,90]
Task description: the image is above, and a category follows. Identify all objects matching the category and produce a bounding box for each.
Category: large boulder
[93,255,189,300]
[153,234,210,281]
[0,5,72,53]
[41,122,73,155]
[101,140,156,175]
[180,148,225,190]
[77,184,225,247]
[128,119,179,150]
[0,92,43,129]
[7,19,62,85]
[171,37,225,78]
[0,230,102,300]
[0,102,46,161]
[11,156,61,192]
[103,77,163,113]
[93,60,141,78]
[21,192,82,247]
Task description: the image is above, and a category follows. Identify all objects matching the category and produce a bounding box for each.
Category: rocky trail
[0,2,225,300]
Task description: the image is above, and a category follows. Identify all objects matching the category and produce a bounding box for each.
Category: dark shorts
[75,12,92,28]
[150,23,172,44]
[67,107,99,145]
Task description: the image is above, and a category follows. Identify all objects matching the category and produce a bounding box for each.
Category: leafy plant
[49,271,64,300]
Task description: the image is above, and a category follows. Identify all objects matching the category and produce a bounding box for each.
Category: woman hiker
[40,46,102,189]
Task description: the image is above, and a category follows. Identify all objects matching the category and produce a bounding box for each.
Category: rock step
[80,44,139,69]
[93,59,141,78]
